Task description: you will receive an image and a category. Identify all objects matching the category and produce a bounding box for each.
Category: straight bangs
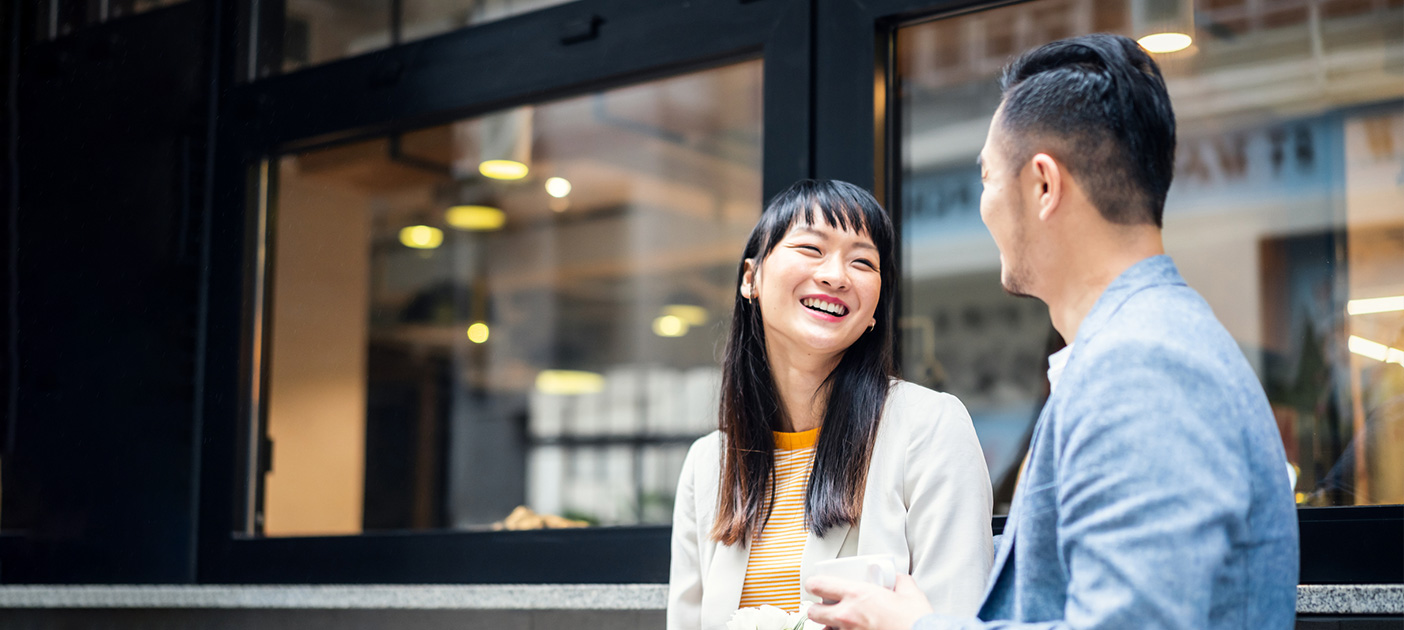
[711,179,897,546]
[749,181,893,273]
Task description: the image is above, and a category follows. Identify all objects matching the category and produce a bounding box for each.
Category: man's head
[979,34,1176,297]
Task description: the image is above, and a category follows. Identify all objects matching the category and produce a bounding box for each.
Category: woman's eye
[854,258,877,270]
[798,245,821,254]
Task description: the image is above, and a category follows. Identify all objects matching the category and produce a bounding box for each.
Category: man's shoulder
[1054,282,1269,433]
[1077,282,1236,368]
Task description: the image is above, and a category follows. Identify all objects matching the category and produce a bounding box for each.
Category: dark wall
[1,2,211,583]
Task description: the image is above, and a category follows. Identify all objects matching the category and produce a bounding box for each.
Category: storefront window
[257,60,762,536]
[34,0,187,40]
[257,0,574,78]
[897,0,1404,513]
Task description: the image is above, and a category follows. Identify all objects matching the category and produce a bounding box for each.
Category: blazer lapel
[985,464,1026,600]
[982,519,1017,605]
[798,522,853,603]
[983,411,1052,606]
[702,540,750,629]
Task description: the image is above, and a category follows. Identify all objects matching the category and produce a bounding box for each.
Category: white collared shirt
[1047,345,1074,396]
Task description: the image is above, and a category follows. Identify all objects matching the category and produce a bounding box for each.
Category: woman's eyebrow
[793,225,877,252]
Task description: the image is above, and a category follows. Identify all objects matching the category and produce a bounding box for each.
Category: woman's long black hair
[711,179,898,546]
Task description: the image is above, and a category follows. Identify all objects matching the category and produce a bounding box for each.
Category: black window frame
[199,0,814,584]
[197,0,1403,585]
[811,0,1403,586]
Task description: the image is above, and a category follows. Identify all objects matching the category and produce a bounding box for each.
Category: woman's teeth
[801,298,848,316]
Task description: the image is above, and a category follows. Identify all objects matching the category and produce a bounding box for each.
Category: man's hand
[805,574,935,630]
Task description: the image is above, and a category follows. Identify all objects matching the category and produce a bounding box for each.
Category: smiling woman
[748,218,882,363]
[666,180,994,629]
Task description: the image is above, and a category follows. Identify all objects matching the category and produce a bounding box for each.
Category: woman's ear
[740,258,758,299]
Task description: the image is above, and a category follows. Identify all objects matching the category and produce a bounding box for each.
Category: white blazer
[666,381,994,630]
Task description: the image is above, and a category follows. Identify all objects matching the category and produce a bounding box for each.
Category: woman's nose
[814,257,848,289]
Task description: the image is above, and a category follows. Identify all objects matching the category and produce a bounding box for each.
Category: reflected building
[895,0,1404,512]
[260,62,762,534]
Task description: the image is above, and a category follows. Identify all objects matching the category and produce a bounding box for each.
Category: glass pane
[119,0,186,18]
[897,0,1404,513]
[271,0,574,76]
[33,0,185,40]
[259,60,762,536]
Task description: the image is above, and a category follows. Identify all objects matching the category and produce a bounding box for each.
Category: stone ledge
[1296,584,1404,615]
[0,584,669,610]
[0,584,1397,615]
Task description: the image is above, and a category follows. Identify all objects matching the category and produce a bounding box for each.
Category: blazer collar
[981,403,1053,604]
[1074,255,1185,348]
[984,521,1016,605]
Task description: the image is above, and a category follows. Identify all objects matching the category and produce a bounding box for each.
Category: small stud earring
[867,322,875,333]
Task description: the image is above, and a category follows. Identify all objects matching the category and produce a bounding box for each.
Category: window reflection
[269,0,573,77]
[260,60,762,536]
[898,0,1404,513]
[35,0,187,40]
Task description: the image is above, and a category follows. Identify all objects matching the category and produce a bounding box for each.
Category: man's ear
[740,258,758,299]
[1030,153,1064,222]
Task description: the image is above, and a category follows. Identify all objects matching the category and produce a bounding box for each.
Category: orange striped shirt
[737,427,819,612]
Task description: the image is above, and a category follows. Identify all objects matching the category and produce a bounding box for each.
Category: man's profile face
[978,106,1035,298]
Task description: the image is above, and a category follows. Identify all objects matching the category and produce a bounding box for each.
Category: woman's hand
[804,574,935,630]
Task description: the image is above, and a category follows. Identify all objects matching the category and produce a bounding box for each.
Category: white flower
[794,601,825,630]
[726,605,798,630]
[727,603,824,630]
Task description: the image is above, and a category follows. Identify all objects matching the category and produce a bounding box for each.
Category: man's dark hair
[999,33,1176,227]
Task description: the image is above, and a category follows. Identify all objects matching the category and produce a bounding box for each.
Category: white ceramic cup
[802,554,902,603]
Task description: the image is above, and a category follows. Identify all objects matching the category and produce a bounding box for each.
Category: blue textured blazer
[916,255,1299,630]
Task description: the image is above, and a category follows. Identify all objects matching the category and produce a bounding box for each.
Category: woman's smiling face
[744,215,882,361]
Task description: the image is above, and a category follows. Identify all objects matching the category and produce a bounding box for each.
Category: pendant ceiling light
[463,108,534,180]
[399,225,444,249]
[467,322,490,344]
[1133,0,1194,53]
[439,181,507,232]
[446,205,506,231]
[544,176,572,198]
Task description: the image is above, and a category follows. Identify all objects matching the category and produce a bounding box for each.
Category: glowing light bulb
[1348,335,1390,362]
[446,205,506,231]
[653,314,688,337]
[479,159,529,180]
[545,177,572,198]
[1347,296,1404,315]
[1137,32,1192,53]
[399,225,443,249]
[467,322,490,344]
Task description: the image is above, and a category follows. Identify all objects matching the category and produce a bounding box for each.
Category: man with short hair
[806,33,1299,630]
